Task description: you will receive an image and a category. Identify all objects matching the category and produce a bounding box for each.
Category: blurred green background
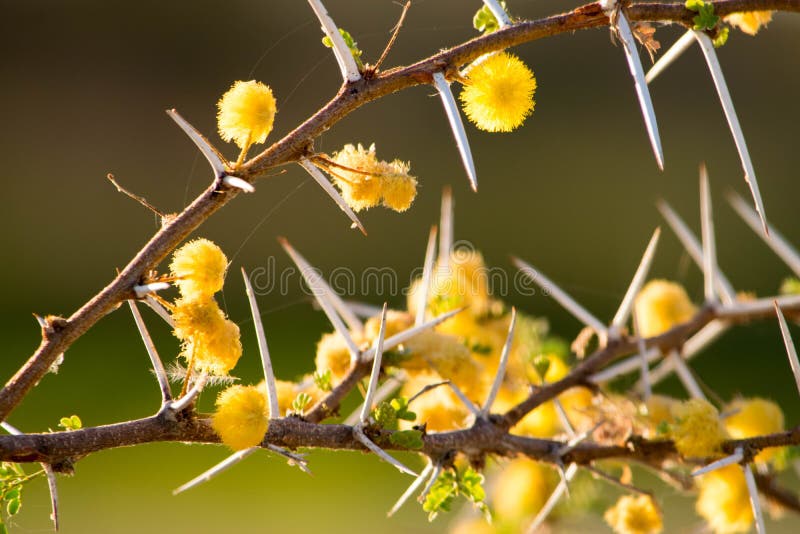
[1,0,799,531]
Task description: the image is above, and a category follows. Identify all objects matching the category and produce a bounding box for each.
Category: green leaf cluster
[322,28,364,69]
[686,0,719,30]
[58,414,82,431]
[0,463,27,531]
[313,369,333,392]
[423,466,489,521]
[291,392,313,415]
[781,277,800,295]
[372,397,416,430]
[472,2,508,34]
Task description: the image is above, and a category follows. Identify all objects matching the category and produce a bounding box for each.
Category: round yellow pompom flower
[492,458,556,522]
[212,385,269,450]
[634,280,697,338]
[170,238,228,299]
[172,296,243,375]
[459,52,536,133]
[696,464,753,533]
[670,398,727,458]
[724,397,784,463]
[604,494,663,534]
[217,80,277,150]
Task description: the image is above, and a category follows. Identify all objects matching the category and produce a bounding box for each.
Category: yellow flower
[724,398,784,463]
[404,329,485,397]
[217,80,277,149]
[696,465,753,533]
[725,11,773,35]
[364,310,412,342]
[604,495,663,534]
[212,385,269,450]
[634,280,697,337]
[172,296,243,375]
[170,238,228,299]
[492,458,557,521]
[643,395,678,437]
[330,143,417,212]
[459,52,536,132]
[400,375,469,431]
[670,399,727,458]
[315,332,358,381]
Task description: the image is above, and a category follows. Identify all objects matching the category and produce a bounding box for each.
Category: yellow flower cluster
[634,280,697,337]
[330,143,417,212]
[460,52,536,132]
[170,238,228,300]
[604,495,663,534]
[212,385,269,450]
[669,399,727,458]
[723,397,784,463]
[696,465,753,533]
[725,11,773,35]
[217,80,277,151]
[492,458,557,522]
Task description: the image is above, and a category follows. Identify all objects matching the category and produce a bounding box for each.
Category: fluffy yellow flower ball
[670,399,727,458]
[172,296,243,375]
[604,495,663,534]
[634,280,697,337]
[170,238,228,300]
[725,11,773,35]
[696,465,753,533]
[400,375,469,431]
[724,398,784,463]
[212,385,269,450]
[315,332,358,381]
[459,52,537,132]
[492,458,556,521]
[217,80,277,150]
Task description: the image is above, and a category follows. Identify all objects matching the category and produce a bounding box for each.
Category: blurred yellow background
[1,0,799,531]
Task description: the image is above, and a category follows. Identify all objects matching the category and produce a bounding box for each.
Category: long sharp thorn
[527,463,579,533]
[361,304,388,423]
[170,373,208,412]
[241,268,280,418]
[166,109,227,177]
[692,449,744,477]
[482,0,512,27]
[144,295,174,327]
[279,238,361,357]
[657,200,736,303]
[0,422,21,435]
[128,300,172,402]
[718,295,800,318]
[700,165,718,303]
[693,30,767,234]
[439,187,454,270]
[513,257,607,335]
[611,227,661,333]
[616,13,664,170]
[299,159,367,236]
[306,0,361,82]
[646,320,728,387]
[353,425,417,476]
[482,308,517,415]
[728,192,800,278]
[416,225,438,327]
[774,301,800,398]
[669,349,706,400]
[432,72,478,192]
[133,282,170,298]
[420,464,443,501]
[741,449,767,534]
[553,398,576,437]
[362,307,466,362]
[645,30,695,84]
[222,175,255,193]
[173,447,258,495]
[44,464,59,531]
[388,462,434,517]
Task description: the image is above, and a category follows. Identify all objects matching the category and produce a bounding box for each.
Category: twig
[372,1,411,72]
[106,174,165,217]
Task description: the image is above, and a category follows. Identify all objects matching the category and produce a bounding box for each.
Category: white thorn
[645,30,695,84]
[692,449,744,477]
[700,165,718,303]
[774,301,800,398]
[616,13,664,170]
[728,192,800,278]
[361,307,466,363]
[343,300,383,319]
[144,295,175,327]
[133,282,171,299]
[513,257,607,335]
[657,200,736,304]
[306,0,361,82]
[633,312,652,401]
[353,425,417,476]
[553,398,576,438]
[173,447,258,495]
[33,314,48,329]
[482,0,512,27]
[279,238,361,357]
[299,159,366,236]
[646,320,729,388]
[611,228,661,333]
[170,373,208,413]
[344,376,402,426]
[361,304,388,423]
[222,175,255,193]
[588,346,660,383]
[420,463,443,501]
[668,349,706,400]
[241,268,280,418]
[44,464,60,531]
[556,422,602,457]
[388,462,435,517]
[166,109,227,177]
[527,463,579,533]
[432,72,478,192]
[0,422,22,435]
[693,30,767,235]
[128,300,172,402]
[438,187,454,271]
[741,449,767,534]
[416,226,438,327]
[482,308,517,415]
[265,444,312,475]
[718,294,800,319]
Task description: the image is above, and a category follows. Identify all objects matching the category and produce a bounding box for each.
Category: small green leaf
[656,420,671,435]
[781,277,800,295]
[423,471,457,521]
[6,498,20,516]
[3,489,19,503]
[389,429,423,449]
[712,27,730,47]
[58,414,82,431]
[313,369,333,392]
[472,2,508,34]
[533,355,551,381]
[685,0,719,30]
[458,467,486,503]
[468,341,493,355]
[290,392,313,415]
[390,397,416,422]
[373,401,398,430]
[321,28,363,69]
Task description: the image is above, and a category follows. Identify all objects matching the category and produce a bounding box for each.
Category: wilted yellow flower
[492,458,557,521]
[634,280,697,337]
[724,398,784,463]
[725,11,773,35]
[217,80,277,150]
[172,296,242,375]
[170,238,228,299]
[670,399,726,458]
[330,143,417,212]
[604,495,663,534]
[696,464,753,533]
[460,52,536,132]
[212,384,269,450]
